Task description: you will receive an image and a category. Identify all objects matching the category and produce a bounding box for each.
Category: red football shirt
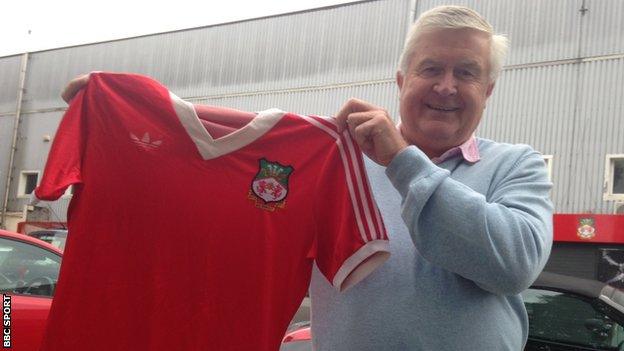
[34,73,389,351]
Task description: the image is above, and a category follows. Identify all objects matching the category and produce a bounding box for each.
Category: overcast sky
[1,0,352,57]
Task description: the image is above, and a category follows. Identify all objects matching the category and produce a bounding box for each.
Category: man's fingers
[335,98,383,132]
[352,120,377,147]
[335,100,356,133]
[336,99,405,165]
[344,110,408,166]
[61,73,91,104]
[344,111,373,139]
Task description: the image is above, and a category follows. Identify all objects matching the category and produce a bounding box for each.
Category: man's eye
[420,67,439,75]
[457,69,477,78]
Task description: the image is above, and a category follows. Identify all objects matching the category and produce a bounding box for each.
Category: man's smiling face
[397,27,495,158]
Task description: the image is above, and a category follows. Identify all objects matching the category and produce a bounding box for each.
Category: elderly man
[309,5,552,351]
[60,5,551,350]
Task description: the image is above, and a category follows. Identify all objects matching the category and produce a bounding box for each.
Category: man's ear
[486,82,495,98]
[396,71,404,90]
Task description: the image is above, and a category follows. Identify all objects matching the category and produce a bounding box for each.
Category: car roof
[0,229,63,256]
[533,271,608,299]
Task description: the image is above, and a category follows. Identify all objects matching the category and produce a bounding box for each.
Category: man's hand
[61,72,98,103]
[335,98,408,166]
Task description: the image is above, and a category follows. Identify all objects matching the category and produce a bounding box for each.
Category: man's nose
[433,71,458,96]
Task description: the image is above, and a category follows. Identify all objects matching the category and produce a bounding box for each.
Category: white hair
[398,5,509,82]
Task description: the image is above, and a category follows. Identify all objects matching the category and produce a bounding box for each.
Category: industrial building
[1,0,623,280]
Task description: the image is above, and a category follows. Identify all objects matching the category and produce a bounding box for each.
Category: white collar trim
[170,93,285,160]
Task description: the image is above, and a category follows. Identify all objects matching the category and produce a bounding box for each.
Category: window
[542,155,553,182]
[614,160,624,194]
[604,155,624,201]
[29,230,68,252]
[17,171,40,197]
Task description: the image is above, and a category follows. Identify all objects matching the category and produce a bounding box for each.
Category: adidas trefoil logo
[130,132,163,150]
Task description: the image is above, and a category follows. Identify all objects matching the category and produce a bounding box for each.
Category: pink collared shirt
[430,136,480,164]
[396,123,480,164]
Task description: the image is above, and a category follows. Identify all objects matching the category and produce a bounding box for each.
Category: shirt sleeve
[386,145,553,295]
[312,127,390,292]
[33,89,88,203]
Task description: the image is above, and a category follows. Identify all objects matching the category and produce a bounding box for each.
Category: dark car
[281,272,624,351]
[525,271,624,351]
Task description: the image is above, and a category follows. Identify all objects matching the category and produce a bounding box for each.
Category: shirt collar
[431,135,480,164]
[396,123,480,164]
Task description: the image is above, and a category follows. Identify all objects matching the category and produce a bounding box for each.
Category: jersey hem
[332,240,390,292]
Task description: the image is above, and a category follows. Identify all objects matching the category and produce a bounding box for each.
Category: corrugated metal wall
[0,117,15,213]
[482,58,624,214]
[192,80,398,118]
[0,55,22,115]
[1,0,623,223]
[21,0,410,112]
[0,55,23,214]
[480,63,579,214]
[569,58,624,213]
[581,0,624,57]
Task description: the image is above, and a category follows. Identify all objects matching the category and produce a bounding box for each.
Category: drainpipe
[1,52,29,229]
[410,0,419,23]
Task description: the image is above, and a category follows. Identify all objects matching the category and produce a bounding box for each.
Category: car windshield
[31,232,67,251]
[0,238,61,297]
[523,288,624,350]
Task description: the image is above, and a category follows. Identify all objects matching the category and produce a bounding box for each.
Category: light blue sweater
[310,138,553,350]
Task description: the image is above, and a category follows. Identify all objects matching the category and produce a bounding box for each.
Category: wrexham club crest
[577,217,596,240]
[248,158,294,211]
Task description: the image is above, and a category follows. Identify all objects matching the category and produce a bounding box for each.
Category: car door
[0,236,61,351]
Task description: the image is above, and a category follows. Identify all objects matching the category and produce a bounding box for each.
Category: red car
[0,229,62,351]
